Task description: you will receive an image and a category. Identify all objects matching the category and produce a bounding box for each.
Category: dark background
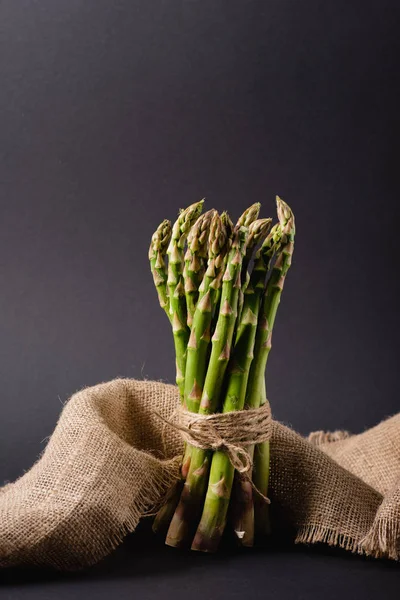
[1,0,399,597]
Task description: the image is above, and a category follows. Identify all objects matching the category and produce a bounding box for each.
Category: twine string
[154,402,272,504]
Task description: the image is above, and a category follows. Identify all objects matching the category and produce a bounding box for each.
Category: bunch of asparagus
[148,197,295,552]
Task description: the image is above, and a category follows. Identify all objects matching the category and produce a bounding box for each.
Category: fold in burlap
[0,378,399,569]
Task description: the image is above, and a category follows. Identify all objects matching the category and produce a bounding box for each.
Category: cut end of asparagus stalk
[191,530,222,553]
[232,477,255,547]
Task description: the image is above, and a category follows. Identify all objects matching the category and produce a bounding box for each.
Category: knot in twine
[155,402,272,503]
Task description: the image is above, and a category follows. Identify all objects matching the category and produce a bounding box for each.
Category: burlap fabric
[0,378,399,569]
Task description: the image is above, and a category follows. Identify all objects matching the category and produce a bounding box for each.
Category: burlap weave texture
[0,378,398,569]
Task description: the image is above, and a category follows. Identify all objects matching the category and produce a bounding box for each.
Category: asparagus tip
[246,218,273,253]
[148,219,172,259]
[276,196,295,237]
[236,202,261,228]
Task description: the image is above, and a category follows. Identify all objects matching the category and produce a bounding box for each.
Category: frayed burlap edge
[308,430,351,446]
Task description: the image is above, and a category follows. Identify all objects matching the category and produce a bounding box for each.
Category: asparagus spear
[245,197,295,541]
[180,213,227,494]
[184,209,216,327]
[184,213,227,412]
[253,197,295,538]
[212,211,234,321]
[152,202,206,534]
[153,213,226,534]
[149,219,172,320]
[165,226,248,548]
[233,205,265,336]
[167,201,204,400]
[191,222,274,552]
[230,225,280,546]
[236,218,273,327]
[219,201,260,326]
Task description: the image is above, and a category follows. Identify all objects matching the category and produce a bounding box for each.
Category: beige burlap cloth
[0,378,399,570]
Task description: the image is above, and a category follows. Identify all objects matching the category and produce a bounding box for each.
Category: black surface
[1,521,400,599]
[1,1,399,598]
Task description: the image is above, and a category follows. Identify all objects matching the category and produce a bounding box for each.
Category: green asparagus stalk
[153,213,226,534]
[236,218,273,327]
[231,224,280,545]
[253,197,295,538]
[216,200,258,324]
[184,209,216,327]
[152,455,190,535]
[152,202,204,534]
[191,223,274,552]
[184,213,227,413]
[149,220,172,320]
[245,197,295,541]
[233,206,265,335]
[165,226,248,548]
[167,201,204,400]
